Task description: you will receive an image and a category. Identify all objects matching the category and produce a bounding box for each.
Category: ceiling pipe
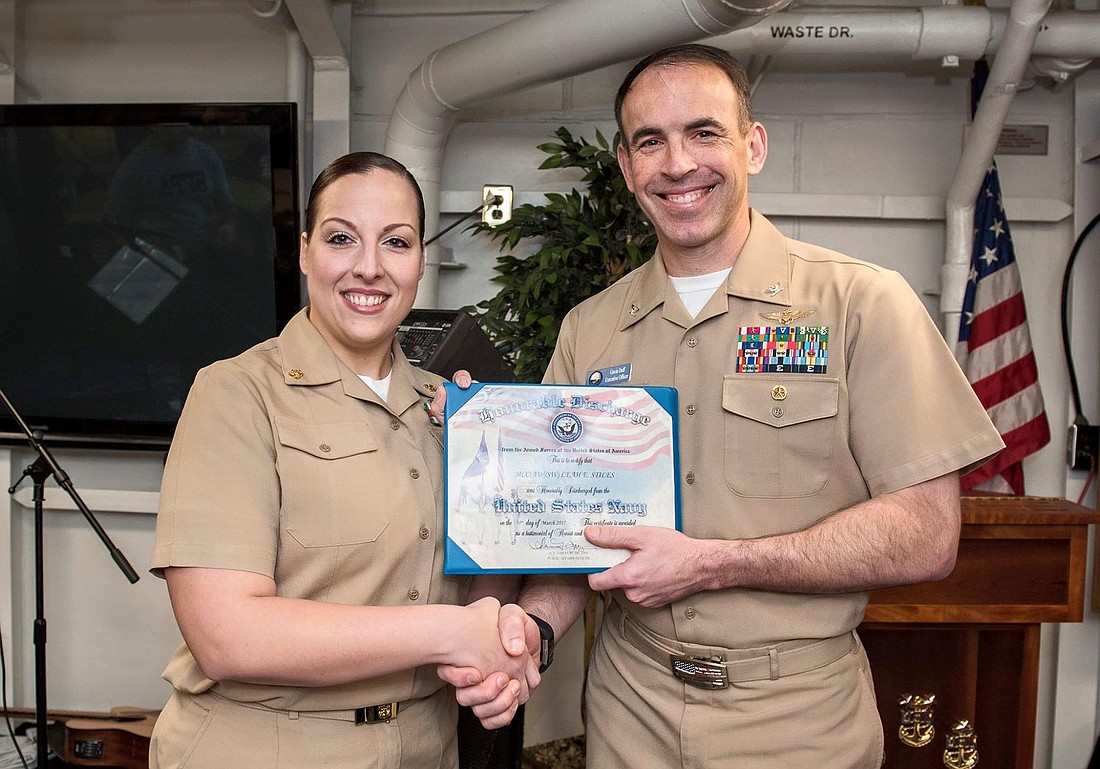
[707,9,1099,62]
[384,0,795,309]
[379,0,1094,311]
[941,0,1052,348]
[1029,55,1094,85]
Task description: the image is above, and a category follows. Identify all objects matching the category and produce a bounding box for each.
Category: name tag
[586,363,631,386]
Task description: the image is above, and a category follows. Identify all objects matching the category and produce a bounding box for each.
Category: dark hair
[303,151,426,242]
[614,43,754,143]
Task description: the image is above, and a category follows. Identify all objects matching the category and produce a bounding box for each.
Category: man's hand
[438,604,541,729]
[585,525,712,608]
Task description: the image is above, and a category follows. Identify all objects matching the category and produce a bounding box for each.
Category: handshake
[429,372,553,729]
[436,597,546,730]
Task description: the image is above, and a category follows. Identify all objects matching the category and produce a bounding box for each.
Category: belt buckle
[670,654,729,690]
[354,702,398,725]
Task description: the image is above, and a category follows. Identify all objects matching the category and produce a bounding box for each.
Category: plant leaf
[467,125,656,382]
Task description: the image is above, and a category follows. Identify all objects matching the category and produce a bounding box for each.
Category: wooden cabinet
[859,496,1100,769]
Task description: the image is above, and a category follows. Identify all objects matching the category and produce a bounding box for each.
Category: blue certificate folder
[443,382,681,575]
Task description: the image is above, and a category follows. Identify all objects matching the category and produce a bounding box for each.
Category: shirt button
[772,406,784,418]
[408,588,420,601]
[390,419,400,431]
[318,444,331,453]
[686,337,698,348]
[419,526,430,540]
[686,405,696,416]
[410,468,420,479]
[685,607,696,619]
[685,471,695,485]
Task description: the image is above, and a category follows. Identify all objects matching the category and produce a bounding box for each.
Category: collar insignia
[288,369,304,380]
[764,282,783,297]
[760,308,816,324]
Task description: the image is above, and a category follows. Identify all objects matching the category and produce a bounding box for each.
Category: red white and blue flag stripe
[954,156,1049,494]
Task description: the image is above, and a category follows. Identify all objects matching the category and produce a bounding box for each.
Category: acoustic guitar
[0,705,158,769]
[63,706,158,769]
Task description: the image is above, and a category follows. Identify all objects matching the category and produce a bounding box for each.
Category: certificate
[443,383,680,574]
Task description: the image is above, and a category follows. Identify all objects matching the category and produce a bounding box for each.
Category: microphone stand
[1,387,139,769]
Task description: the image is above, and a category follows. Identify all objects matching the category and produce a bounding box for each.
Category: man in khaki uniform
[454,44,1004,767]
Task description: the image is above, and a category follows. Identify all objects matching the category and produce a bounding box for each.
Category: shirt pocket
[274,416,390,547]
[721,375,839,499]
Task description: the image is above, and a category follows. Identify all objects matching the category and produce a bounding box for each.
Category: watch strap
[527,612,555,673]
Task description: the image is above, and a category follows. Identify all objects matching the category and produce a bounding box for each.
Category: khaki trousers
[585,605,884,769]
[150,688,458,769]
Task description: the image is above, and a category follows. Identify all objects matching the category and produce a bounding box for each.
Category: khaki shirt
[151,308,468,710]
[546,210,1003,647]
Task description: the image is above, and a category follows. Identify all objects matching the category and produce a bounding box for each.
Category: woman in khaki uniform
[149,152,535,769]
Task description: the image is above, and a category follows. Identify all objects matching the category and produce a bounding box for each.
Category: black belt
[354,701,399,725]
[206,691,401,725]
[610,601,856,690]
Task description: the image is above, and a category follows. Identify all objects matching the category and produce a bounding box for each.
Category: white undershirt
[669,268,732,318]
[359,372,392,401]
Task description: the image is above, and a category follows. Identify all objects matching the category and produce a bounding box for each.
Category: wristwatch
[527,613,555,673]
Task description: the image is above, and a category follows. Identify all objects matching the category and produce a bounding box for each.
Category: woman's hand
[427,369,474,423]
[440,602,541,729]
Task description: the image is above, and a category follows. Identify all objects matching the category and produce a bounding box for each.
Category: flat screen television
[0,103,301,450]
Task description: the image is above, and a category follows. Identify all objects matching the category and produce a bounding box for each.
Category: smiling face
[299,169,424,377]
[616,62,767,275]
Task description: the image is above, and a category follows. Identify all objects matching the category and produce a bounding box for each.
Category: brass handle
[943,719,979,769]
[898,693,936,748]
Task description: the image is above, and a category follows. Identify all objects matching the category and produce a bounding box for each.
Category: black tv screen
[0,103,301,450]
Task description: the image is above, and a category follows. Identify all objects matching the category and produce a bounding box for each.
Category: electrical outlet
[482,185,513,226]
[1067,423,1099,470]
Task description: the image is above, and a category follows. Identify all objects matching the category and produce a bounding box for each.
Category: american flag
[954,63,1049,494]
[461,433,489,480]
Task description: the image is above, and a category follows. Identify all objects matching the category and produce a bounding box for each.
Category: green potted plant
[467,126,656,382]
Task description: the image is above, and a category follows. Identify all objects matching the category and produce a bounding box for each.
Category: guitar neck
[1,706,134,722]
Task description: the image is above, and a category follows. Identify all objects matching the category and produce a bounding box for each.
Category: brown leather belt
[610,601,856,690]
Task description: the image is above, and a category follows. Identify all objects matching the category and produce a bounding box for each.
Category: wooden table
[860,495,1100,769]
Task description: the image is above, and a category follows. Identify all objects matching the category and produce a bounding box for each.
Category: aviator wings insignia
[760,308,816,324]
